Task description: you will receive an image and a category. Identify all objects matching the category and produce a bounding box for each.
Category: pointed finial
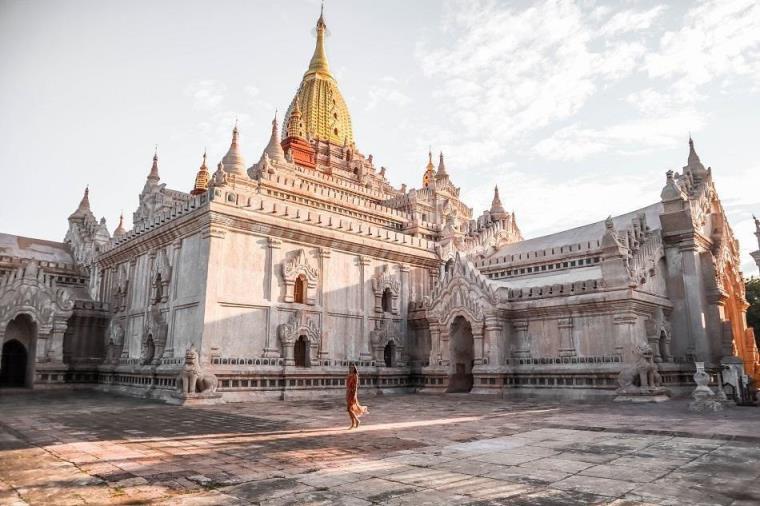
[437,151,448,177]
[308,1,330,76]
[490,185,505,215]
[148,147,160,181]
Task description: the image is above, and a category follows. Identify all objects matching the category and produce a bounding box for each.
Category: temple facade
[1,9,758,402]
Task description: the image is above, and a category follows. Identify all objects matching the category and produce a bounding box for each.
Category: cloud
[366,76,412,111]
[534,110,706,161]
[644,0,760,100]
[599,6,667,37]
[415,0,660,164]
[184,80,227,111]
[462,169,663,240]
[416,0,760,166]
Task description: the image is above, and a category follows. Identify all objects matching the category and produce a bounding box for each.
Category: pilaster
[484,313,502,365]
[613,311,638,360]
[558,317,576,357]
[263,238,282,358]
[511,319,530,358]
[318,248,331,360]
[358,255,372,361]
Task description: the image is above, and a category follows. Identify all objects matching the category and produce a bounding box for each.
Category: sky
[1,0,759,274]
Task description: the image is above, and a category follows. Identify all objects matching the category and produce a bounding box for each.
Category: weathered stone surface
[1,391,760,505]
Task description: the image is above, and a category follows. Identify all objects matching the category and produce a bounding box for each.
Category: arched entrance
[1,314,36,388]
[384,341,396,367]
[448,315,474,392]
[294,335,310,367]
[0,340,28,387]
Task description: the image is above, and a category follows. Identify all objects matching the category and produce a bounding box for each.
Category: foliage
[746,277,760,349]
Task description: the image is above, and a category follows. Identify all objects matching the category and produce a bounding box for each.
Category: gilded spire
[221,122,248,177]
[191,150,210,195]
[282,5,353,146]
[148,147,160,182]
[422,149,435,188]
[286,99,305,139]
[307,2,331,77]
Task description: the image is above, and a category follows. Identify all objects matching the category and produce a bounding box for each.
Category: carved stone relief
[282,249,319,305]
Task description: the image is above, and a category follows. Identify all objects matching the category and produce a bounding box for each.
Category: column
[359,256,372,361]
[200,226,226,360]
[399,264,410,365]
[484,314,503,365]
[558,317,576,357]
[262,238,282,358]
[440,326,451,367]
[472,324,484,366]
[429,324,441,366]
[512,319,530,358]
[679,244,709,360]
[164,239,182,358]
[613,311,638,361]
[265,238,281,302]
[318,248,331,360]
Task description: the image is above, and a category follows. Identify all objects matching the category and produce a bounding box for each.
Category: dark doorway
[0,339,28,387]
[294,275,306,304]
[384,341,396,367]
[381,288,393,313]
[143,336,155,365]
[294,335,309,367]
[447,316,474,393]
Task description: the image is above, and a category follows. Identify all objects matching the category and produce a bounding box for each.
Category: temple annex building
[1,9,759,403]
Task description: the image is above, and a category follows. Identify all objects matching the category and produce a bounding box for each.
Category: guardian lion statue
[618,343,663,393]
[177,344,218,394]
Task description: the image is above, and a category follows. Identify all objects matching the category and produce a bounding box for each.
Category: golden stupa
[282,7,354,146]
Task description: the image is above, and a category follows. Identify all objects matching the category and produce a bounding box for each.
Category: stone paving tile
[519,456,596,473]
[551,474,640,497]
[332,477,422,502]
[483,465,571,485]
[471,451,543,466]
[260,489,373,505]
[2,391,760,505]
[580,463,671,483]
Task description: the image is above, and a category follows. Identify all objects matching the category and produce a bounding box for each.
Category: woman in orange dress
[346,364,368,429]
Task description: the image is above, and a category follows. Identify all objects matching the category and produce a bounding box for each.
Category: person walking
[346,364,368,429]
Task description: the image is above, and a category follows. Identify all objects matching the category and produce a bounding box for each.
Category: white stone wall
[199,228,432,364]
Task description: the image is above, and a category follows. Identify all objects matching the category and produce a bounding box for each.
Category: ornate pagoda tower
[281,6,354,170]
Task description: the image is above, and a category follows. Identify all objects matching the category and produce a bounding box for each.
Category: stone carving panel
[0,260,74,334]
[369,316,403,365]
[141,306,168,365]
[277,309,321,365]
[282,249,319,305]
[372,265,400,314]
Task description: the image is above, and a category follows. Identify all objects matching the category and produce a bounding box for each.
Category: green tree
[746,277,760,349]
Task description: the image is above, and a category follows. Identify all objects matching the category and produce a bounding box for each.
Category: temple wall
[200,226,432,364]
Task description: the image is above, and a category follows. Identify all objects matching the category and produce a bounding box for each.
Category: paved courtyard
[1,391,759,505]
